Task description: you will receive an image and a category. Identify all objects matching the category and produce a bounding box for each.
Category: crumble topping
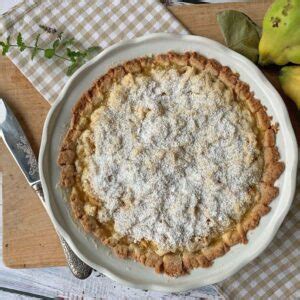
[80,67,262,253]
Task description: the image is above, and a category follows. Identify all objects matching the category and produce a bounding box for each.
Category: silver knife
[0,98,92,279]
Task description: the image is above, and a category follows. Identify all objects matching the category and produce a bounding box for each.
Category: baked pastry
[58,52,284,276]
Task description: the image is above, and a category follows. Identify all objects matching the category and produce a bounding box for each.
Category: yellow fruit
[279,66,300,108]
[259,0,300,65]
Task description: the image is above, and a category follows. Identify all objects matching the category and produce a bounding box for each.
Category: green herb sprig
[0,25,101,76]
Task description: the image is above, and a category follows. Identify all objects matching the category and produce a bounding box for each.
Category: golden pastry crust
[58,52,284,276]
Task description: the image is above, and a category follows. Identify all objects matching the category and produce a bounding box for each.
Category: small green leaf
[0,36,10,55]
[61,37,75,47]
[66,49,76,61]
[3,36,11,55]
[66,48,84,61]
[85,46,101,57]
[217,10,261,63]
[66,61,80,76]
[17,33,22,46]
[1,45,9,55]
[17,32,26,51]
[52,39,60,49]
[44,48,55,59]
[0,41,7,55]
[31,33,40,60]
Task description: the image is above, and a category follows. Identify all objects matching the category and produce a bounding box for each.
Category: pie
[57,52,284,277]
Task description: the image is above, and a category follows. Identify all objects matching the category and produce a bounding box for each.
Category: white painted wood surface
[0,174,222,299]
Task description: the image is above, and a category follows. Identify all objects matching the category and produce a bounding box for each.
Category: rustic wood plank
[169,1,270,43]
[0,56,66,268]
[1,2,299,270]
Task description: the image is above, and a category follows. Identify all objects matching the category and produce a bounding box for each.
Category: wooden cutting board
[1,1,299,269]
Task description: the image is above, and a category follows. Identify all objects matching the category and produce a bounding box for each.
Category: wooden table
[0,2,299,298]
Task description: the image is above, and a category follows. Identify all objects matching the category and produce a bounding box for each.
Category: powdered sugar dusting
[84,67,262,252]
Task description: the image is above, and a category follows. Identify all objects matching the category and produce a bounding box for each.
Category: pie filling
[79,67,262,254]
[58,52,284,276]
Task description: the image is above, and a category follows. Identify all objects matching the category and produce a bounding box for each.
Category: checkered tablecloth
[0,1,299,298]
[0,0,188,103]
[218,159,300,299]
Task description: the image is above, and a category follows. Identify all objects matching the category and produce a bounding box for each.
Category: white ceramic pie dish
[39,33,298,292]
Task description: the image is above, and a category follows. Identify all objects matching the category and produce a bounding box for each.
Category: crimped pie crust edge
[57,52,285,277]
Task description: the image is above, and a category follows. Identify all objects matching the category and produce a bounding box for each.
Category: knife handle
[58,234,93,279]
[32,181,93,279]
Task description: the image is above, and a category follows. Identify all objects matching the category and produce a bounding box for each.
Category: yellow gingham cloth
[0,0,188,103]
[218,157,300,299]
[0,1,299,298]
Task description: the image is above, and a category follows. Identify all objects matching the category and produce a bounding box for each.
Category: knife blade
[0,99,39,185]
[0,98,92,279]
